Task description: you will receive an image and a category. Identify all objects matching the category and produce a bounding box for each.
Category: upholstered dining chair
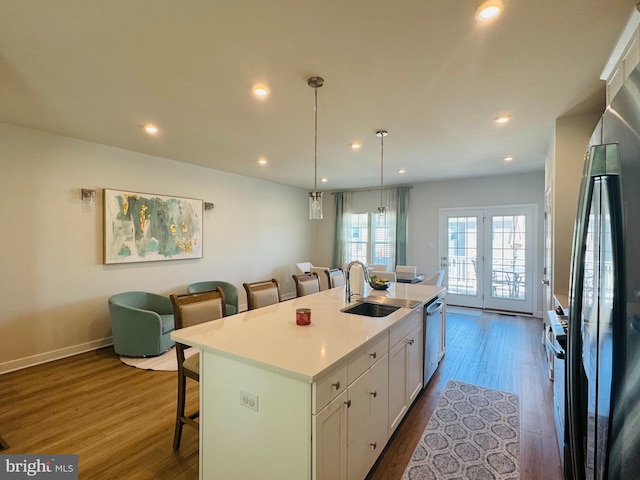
[310,266,331,290]
[371,271,397,282]
[243,278,281,310]
[326,268,346,288]
[170,288,226,450]
[292,273,321,297]
[369,264,388,271]
[422,269,446,286]
[396,265,418,276]
[187,280,239,315]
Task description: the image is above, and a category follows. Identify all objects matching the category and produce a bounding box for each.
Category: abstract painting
[103,189,203,264]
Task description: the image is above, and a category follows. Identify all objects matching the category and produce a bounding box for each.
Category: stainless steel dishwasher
[423,297,444,386]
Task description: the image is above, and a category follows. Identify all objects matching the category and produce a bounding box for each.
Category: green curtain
[332,192,345,268]
[395,187,410,266]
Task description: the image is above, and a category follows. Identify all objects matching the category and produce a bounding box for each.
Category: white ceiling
[0,1,636,190]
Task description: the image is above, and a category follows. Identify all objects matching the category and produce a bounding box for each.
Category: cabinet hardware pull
[331,381,341,390]
[369,352,377,359]
[344,400,351,408]
[369,442,377,449]
[370,390,377,398]
[406,339,414,346]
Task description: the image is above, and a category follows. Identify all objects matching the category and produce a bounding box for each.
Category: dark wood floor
[0,309,562,479]
[367,308,563,480]
[0,347,200,479]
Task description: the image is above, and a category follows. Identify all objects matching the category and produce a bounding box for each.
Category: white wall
[315,171,546,313]
[0,123,312,372]
[0,122,547,372]
[409,172,544,281]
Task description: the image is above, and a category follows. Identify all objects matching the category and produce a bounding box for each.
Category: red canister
[296,308,311,326]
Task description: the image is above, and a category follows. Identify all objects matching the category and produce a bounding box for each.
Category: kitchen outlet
[240,391,259,412]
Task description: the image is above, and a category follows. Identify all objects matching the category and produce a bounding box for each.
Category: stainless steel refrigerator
[566,64,640,479]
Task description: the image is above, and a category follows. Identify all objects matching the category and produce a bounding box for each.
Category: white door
[440,210,484,308]
[542,187,553,314]
[440,205,535,314]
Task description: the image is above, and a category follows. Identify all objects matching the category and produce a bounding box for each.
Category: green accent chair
[187,281,239,315]
[108,291,175,357]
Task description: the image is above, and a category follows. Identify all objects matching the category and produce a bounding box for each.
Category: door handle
[541,279,550,286]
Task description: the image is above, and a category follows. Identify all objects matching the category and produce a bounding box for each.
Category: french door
[439,205,535,314]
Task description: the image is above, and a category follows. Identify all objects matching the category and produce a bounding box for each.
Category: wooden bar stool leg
[173,373,187,450]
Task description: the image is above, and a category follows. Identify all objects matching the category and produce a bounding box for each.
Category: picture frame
[103,189,203,264]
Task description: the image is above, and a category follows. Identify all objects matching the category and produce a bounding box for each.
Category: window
[345,212,395,269]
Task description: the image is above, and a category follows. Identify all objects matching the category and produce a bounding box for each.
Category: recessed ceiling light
[257,157,268,165]
[494,114,511,124]
[143,124,159,135]
[321,177,328,183]
[504,156,514,162]
[476,0,504,20]
[350,142,362,150]
[253,86,269,97]
[397,168,406,174]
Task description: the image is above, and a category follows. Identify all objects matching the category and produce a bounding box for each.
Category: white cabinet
[603,9,640,104]
[313,361,348,414]
[314,391,348,480]
[347,400,388,480]
[347,354,389,480]
[177,283,445,480]
[388,310,424,435]
[314,335,389,480]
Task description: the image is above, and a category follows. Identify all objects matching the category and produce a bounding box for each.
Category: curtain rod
[329,185,413,195]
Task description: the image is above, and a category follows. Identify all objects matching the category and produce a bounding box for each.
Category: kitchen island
[172,282,445,480]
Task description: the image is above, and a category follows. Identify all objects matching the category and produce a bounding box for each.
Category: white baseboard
[0,337,113,375]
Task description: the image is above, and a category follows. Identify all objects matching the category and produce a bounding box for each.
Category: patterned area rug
[402,380,520,480]
[120,347,198,371]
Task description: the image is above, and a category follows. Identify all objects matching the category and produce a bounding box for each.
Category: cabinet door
[388,338,408,434]
[314,391,348,480]
[388,324,424,434]
[347,354,389,445]
[407,323,424,404]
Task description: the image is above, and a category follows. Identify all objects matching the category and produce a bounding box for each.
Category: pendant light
[376,130,388,220]
[308,76,324,220]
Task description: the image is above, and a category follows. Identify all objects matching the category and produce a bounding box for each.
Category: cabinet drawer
[347,353,389,444]
[347,402,389,480]
[347,334,388,384]
[389,308,422,348]
[313,362,348,414]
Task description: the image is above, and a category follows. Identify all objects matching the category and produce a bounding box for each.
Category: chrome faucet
[345,260,371,303]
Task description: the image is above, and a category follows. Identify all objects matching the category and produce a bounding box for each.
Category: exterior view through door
[440,206,535,314]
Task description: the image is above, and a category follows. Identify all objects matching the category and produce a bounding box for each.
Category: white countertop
[171,283,444,382]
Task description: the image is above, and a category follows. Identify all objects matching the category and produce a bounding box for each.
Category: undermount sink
[341,302,401,317]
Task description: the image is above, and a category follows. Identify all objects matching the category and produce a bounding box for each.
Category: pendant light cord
[380,133,384,205]
[376,130,388,210]
[314,85,318,193]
